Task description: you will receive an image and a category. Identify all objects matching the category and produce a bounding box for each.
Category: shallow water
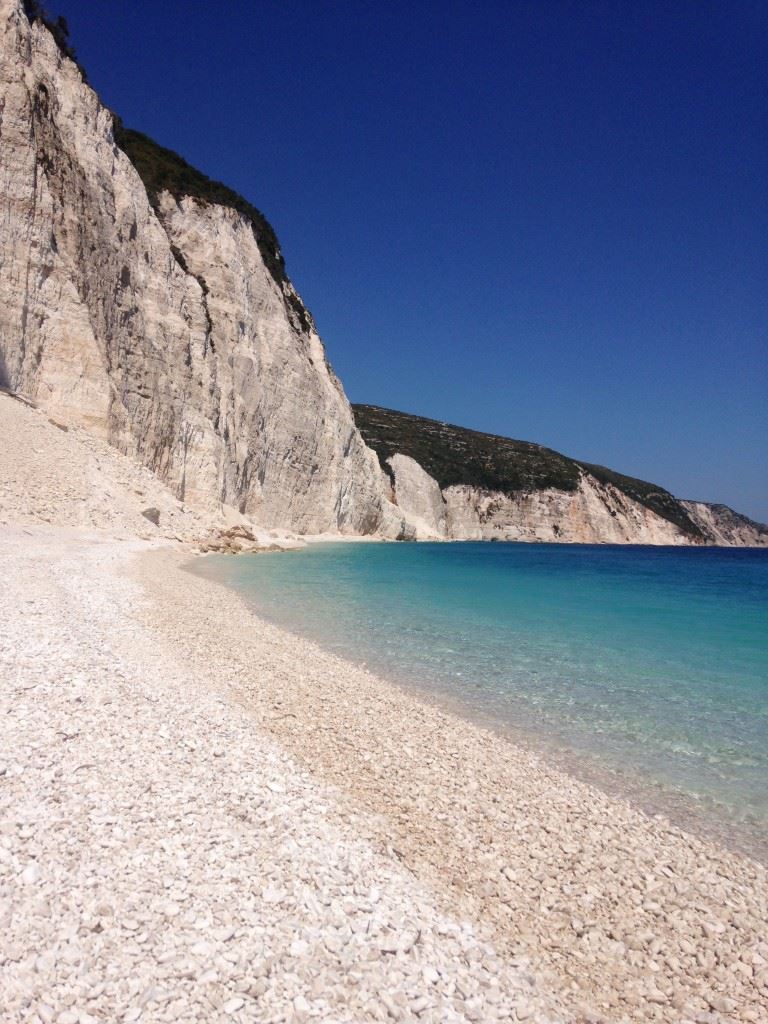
[192,542,768,859]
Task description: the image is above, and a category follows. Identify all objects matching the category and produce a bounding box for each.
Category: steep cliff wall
[355,406,768,546]
[681,501,768,548]
[439,475,691,545]
[389,468,693,544]
[0,0,402,535]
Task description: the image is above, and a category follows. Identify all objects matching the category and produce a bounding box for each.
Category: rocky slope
[354,405,768,545]
[681,501,768,548]
[0,0,403,536]
[0,388,308,552]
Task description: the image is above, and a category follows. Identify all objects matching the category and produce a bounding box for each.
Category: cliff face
[438,477,691,545]
[2,3,763,548]
[0,0,402,535]
[356,406,768,546]
[681,502,768,548]
[388,465,694,545]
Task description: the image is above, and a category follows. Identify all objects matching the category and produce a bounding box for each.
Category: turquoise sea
[192,542,768,861]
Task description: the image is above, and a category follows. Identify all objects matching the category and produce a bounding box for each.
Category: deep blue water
[192,543,768,856]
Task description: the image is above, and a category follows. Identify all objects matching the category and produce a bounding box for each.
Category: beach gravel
[0,530,561,1023]
[138,551,768,1024]
[1,393,767,1023]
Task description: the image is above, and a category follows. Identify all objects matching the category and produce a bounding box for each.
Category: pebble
[709,995,735,1014]
[21,861,42,885]
[646,990,668,1004]
[293,995,311,1016]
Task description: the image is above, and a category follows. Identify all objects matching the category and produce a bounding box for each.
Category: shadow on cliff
[0,348,9,391]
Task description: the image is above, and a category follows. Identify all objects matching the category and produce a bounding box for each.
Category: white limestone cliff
[355,403,768,547]
[2,2,764,548]
[384,454,447,539]
[388,462,693,545]
[387,461,768,546]
[681,501,768,548]
[0,0,404,536]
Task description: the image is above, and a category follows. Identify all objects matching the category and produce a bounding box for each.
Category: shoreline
[135,542,767,1022]
[4,385,767,1022]
[189,546,768,868]
[1,527,563,1024]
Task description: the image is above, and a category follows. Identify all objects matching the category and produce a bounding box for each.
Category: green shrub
[353,405,581,496]
[112,124,313,334]
[23,2,86,79]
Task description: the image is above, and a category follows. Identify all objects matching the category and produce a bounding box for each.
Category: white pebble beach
[1,395,767,1024]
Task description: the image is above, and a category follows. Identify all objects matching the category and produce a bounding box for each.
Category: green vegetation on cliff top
[354,405,581,494]
[23,1,84,77]
[23,3,312,330]
[353,405,704,539]
[112,125,312,334]
[111,126,285,285]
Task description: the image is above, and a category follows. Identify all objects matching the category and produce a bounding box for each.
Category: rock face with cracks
[0,0,403,536]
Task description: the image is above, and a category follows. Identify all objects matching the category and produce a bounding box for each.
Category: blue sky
[55,1,766,519]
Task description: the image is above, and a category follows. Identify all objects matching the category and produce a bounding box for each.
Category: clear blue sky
[55,1,766,519]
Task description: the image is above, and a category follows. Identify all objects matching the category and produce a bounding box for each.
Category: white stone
[21,861,41,884]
